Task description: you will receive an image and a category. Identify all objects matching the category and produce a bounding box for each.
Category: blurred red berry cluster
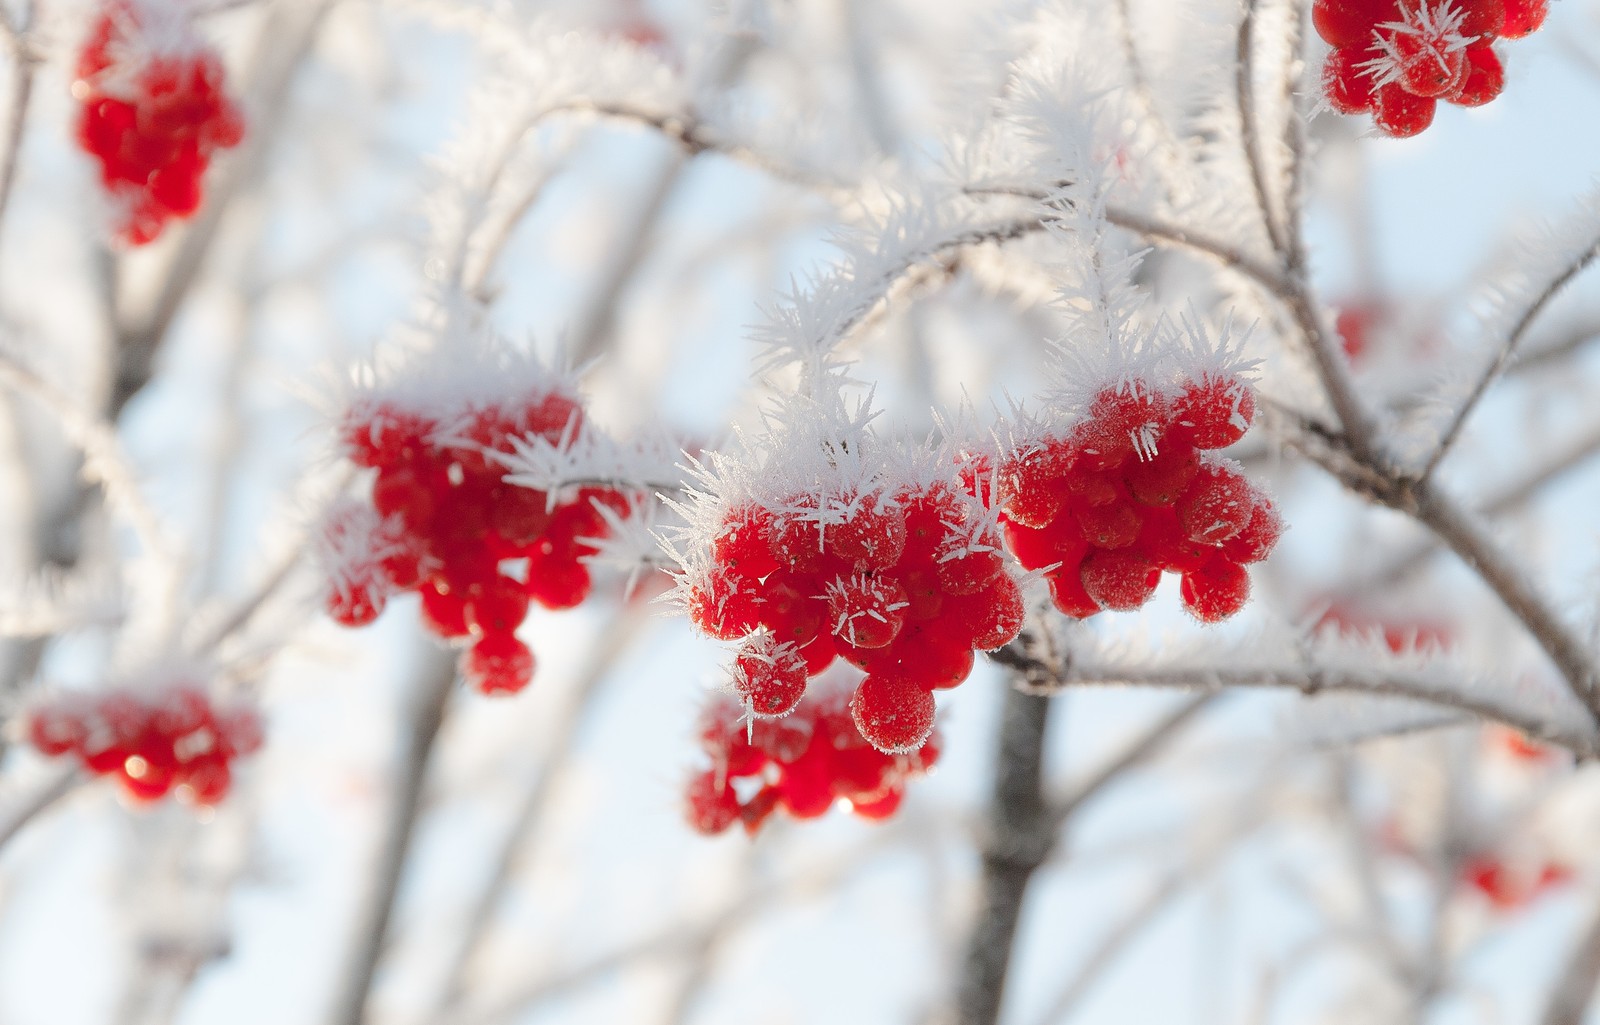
[328,388,629,696]
[73,0,245,245]
[687,478,1022,755]
[999,373,1280,624]
[1317,0,1546,138]
[685,689,940,835]
[28,685,262,805]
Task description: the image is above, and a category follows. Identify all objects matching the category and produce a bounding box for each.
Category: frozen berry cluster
[1317,0,1546,138]
[73,0,245,245]
[685,687,940,836]
[27,684,262,806]
[998,372,1281,624]
[328,382,628,696]
[685,477,1022,755]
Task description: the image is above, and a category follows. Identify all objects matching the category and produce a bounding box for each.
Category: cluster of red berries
[73,0,245,245]
[685,478,1023,755]
[997,373,1280,624]
[329,387,628,695]
[1460,855,1570,910]
[27,685,262,805]
[685,688,940,835]
[1317,0,1547,138]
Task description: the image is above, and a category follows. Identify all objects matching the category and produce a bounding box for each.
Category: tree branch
[327,645,455,1025]
[955,679,1058,1025]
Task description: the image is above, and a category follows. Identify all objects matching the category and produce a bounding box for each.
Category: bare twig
[1420,231,1600,482]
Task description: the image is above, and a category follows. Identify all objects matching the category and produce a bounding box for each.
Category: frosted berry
[1172,375,1255,450]
[1180,559,1251,623]
[1314,0,1399,49]
[1453,46,1505,106]
[1080,549,1160,611]
[1177,463,1254,544]
[851,672,936,754]
[733,634,809,716]
[463,631,535,695]
[1501,0,1547,37]
[825,574,908,649]
[1373,83,1436,137]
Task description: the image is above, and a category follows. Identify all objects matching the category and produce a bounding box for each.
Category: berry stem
[955,654,1058,1025]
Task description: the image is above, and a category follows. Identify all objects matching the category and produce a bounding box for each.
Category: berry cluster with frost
[997,331,1280,623]
[73,0,245,245]
[27,683,261,805]
[684,685,940,836]
[671,403,1024,756]
[325,341,633,696]
[1317,0,1546,138]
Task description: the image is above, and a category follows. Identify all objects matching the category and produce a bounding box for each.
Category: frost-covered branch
[1234,0,1288,258]
[1420,226,1600,482]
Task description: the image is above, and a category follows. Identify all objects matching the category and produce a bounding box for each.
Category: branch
[1421,229,1600,482]
[1234,0,1288,257]
[955,677,1058,1025]
[1046,693,1216,831]
[1540,892,1600,1025]
[0,765,80,851]
[0,0,37,257]
[326,645,455,1025]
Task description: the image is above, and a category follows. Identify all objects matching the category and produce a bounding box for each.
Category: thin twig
[1234,0,1288,257]
[1045,693,1216,831]
[0,0,38,260]
[327,646,455,1025]
[430,605,654,1017]
[0,765,80,851]
[955,675,1057,1025]
[1420,231,1600,482]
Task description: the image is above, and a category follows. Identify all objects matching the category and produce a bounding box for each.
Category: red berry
[1080,550,1160,612]
[1125,442,1201,506]
[934,532,1005,595]
[28,703,88,757]
[1048,561,1102,619]
[825,574,908,649]
[733,635,809,716]
[1180,558,1252,622]
[713,504,780,578]
[1373,82,1436,137]
[525,548,592,610]
[1000,442,1073,528]
[463,631,536,695]
[1324,46,1376,113]
[686,566,763,640]
[1073,500,1143,549]
[1501,0,1546,37]
[1450,45,1505,107]
[1177,463,1255,545]
[851,672,936,754]
[465,576,531,635]
[685,769,741,835]
[1456,0,1506,39]
[1314,0,1400,48]
[767,500,824,573]
[1382,25,1467,99]
[826,494,907,569]
[327,583,386,627]
[945,574,1025,651]
[1218,498,1283,564]
[420,579,471,638]
[1172,375,1255,450]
